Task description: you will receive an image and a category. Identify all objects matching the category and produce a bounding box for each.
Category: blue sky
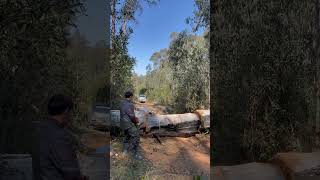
[128,0,204,75]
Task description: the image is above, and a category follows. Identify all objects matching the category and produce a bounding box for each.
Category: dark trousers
[123,125,140,154]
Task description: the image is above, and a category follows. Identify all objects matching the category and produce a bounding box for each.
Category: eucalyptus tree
[0,0,85,152]
[212,0,316,164]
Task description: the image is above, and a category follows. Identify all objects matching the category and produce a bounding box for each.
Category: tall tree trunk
[121,17,127,36]
[111,0,116,40]
[315,0,320,149]
[110,0,117,107]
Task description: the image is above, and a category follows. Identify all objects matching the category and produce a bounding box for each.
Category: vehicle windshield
[139,95,145,97]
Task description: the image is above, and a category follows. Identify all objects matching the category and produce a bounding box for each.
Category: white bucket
[110,110,120,127]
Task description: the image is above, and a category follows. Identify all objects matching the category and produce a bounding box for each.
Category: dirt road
[111,102,210,178]
[140,133,210,176]
[134,102,172,114]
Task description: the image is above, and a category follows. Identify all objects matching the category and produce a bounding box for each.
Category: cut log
[135,109,147,126]
[109,109,146,128]
[271,152,320,180]
[147,113,201,134]
[147,113,200,126]
[212,163,285,180]
[110,109,204,136]
[194,110,210,129]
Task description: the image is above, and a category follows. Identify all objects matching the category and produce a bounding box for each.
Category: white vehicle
[138,94,147,103]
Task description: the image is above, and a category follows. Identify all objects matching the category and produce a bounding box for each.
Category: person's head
[48,94,73,127]
[124,91,134,101]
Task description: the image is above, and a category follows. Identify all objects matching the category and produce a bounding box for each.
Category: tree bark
[121,18,127,36]
[111,0,116,40]
[315,0,320,148]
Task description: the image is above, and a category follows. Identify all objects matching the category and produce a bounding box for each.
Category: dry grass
[110,138,155,180]
[110,137,209,180]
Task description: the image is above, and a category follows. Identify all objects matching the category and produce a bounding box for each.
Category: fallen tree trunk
[109,108,209,137]
[212,162,285,180]
[270,152,320,180]
[194,110,210,129]
[109,109,147,128]
[146,113,201,134]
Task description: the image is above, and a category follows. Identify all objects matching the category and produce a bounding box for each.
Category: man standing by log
[32,94,88,180]
[120,91,142,160]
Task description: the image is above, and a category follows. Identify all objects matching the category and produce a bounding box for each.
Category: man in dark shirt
[32,94,88,180]
[120,91,142,160]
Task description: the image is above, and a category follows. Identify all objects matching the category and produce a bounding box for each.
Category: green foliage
[168,31,210,113]
[133,31,210,113]
[110,0,159,108]
[110,34,136,108]
[187,0,210,32]
[66,31,108,126]
[0,0,86,153]
[212,0,316,163]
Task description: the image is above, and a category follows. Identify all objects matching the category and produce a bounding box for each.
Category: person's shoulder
[120,99,128,106]
[52,128,73,145]
[37,119,58,132]
[37,120,69,144]
[42,120,68,137]
[119,99,124,104]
